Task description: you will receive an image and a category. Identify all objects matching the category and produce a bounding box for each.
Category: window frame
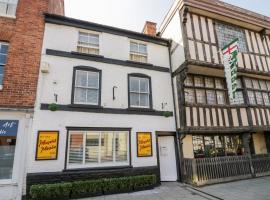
[65,128,131,170]
[0,42,9,89]
[0,0,18,17]
[71,66,102,107]
[77,31,100,55]
[129,41,148,63]
[128,73,153,110]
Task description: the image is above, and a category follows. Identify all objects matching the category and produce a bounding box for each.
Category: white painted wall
[28,22,176,174]
[42,24,170,68]
[161,9,185,72]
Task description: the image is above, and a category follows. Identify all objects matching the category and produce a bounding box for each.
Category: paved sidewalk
[80,176,270,200]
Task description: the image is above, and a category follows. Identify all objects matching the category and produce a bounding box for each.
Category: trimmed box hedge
[29,174,157,200]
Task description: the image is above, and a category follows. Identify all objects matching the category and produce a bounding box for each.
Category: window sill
[0,180,17,186]
[69,104,102,109]
[0,14,16,19]
[71,51,104,58]
[126,60,153,66]
[127,107,154,112]
[63,165,132,172]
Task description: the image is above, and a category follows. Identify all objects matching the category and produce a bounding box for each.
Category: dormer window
[77,32,99,55]
[0,0,18,17]
[216,22,247,52]
[130,42,147,63]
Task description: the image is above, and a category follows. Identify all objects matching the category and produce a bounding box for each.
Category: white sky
[64,0,270,33]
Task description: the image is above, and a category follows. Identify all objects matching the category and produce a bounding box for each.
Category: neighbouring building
[0,0,64,199]
[25,13,177,197]
[160,0,270,185]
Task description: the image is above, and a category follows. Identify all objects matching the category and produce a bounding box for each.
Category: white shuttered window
[68,131,129,169]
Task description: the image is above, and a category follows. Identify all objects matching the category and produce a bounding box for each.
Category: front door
[158,136,177,181]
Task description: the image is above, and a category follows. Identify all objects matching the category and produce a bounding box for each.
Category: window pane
[139,44,147,55]
[140,78,149,93]
[204,136,215,157]
[69,133,83,164]
[185,89,195,104]
[140,93,149,107]
[205,77,214,88]
[245,78,252,88]
[214,136,225,157]
[130,42,138,52]
[263,93,270,106]
[85,133,99,163]
[0,136,16,179]
[215,79,224,89]
[230,91,244,105]
[196,89,206,104]
[0,44,8,54]
[255,91,263,105]
[236,79,242,89]
[100,132,114,163]
[74,88,87,103]
[76,71,87,87]
[248,91,256,104]
[206,90,216,105]
[217,91,225,105]
[115,132,128,162]
[86,89,98,104]
[260,80,267,90]
[185,76,193,86]
[130,93,140,106]
[267,81,270,91]
[130,77,139,92]
[193,136,204,158]
[252,79,260,89]
[194,76,204,87]
[87,71,99,88]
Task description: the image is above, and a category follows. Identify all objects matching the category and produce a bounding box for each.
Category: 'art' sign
[0,120,19,136]
[222,38,239,101]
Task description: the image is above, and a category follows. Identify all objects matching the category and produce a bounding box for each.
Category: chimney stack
[48,0,65,16]
[142,21,157,36]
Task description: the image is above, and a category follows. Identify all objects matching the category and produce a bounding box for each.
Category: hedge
[29,174,157,200]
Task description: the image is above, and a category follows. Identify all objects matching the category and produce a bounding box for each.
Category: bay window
[128,74,152,109]
[0,0,17,16]
[73,67,101,106]
[68,130,129,169]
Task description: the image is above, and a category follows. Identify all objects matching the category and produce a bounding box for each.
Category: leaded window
[216,22,247,52]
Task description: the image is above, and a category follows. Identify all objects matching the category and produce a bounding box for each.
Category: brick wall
[0,0,64,108]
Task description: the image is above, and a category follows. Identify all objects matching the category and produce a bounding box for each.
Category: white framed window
[0,42,9,88]
[129,75,151,109]
[0,0,17,17]
[67,131,129,169]
[77,32,99,55]
[73,68,101,105]
[130,41,147,63]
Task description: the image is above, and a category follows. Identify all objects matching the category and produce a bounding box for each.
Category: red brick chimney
[48,0,65,15]
[142,21,157,36]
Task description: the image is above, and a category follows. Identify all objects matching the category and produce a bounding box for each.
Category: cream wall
[182,135,194,158]
[253,132,267,154]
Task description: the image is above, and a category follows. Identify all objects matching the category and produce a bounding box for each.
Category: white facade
[27,22,176,175]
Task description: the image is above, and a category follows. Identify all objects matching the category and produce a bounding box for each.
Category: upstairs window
[230,79,245,105]
[77,32,99,55]
[73,67,101,106]
[216,22,247,52]
[129,74,151,109]
[245,78,270,106]
[0,42,9,88]
[130,42,147,63]
[0,0,17,16]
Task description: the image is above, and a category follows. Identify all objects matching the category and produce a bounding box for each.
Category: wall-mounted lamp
[113,86,118,100]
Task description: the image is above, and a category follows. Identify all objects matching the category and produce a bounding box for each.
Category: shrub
[132,175,157,190]
[70,180,103,198]
[30,182,72,200]
[102,177,132,193]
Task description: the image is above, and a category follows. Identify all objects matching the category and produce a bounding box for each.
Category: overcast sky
[65,0,270,32]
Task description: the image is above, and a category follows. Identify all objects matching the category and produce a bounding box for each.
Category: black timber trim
[46,49,170,73]
[71,66,102,106]
[40,103,173,116]
[44,13,169,46]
